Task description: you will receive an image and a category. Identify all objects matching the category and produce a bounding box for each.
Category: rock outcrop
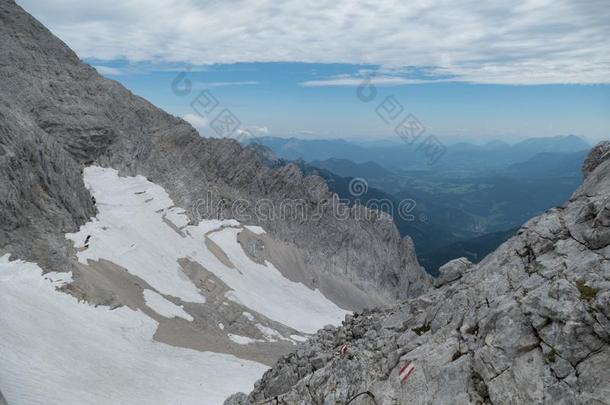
[433,257,473,288]
[0,0,429,309]
[231,146,610,404]
[582,140,610,178]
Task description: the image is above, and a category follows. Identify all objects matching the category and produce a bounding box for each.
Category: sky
[17,0,610,143]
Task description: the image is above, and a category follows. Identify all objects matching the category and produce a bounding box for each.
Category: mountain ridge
[249,135,590,170]
[228,141,610,404]
[0,0,429,307]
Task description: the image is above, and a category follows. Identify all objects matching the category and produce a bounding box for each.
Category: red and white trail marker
[339,343,348,357]
[399,361,415,384]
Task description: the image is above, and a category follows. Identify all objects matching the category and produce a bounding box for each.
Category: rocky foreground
[227,143,610,404]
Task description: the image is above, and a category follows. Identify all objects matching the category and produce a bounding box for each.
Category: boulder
[434,257,473,287]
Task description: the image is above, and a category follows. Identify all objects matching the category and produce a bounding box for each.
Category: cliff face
[231,143,610,404]
[0,0,429,309]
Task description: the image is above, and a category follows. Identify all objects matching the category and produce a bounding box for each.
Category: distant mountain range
[309,158,393,178]
[249,134,590,172]
[506,150,589,177]
[249,135,590,274]
[294,160,458,252]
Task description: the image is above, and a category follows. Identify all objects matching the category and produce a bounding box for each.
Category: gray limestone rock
[434,257,473,287]
[582,140,610,178]
[223,393,248,405]
[233,148,610,404]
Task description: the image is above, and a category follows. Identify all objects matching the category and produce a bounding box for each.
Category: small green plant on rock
[576,280,599,301]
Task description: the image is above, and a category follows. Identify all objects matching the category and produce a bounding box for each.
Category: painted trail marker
[399,361,415,384]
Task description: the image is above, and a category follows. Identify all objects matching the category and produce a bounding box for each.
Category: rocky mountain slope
[228,142,610,404]
[0,0,429,310]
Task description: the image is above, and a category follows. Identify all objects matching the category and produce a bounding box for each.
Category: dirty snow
[143,289,193,321]
[228,334,262,345]
[67,167,348,333]
[255,324,291,343]
[65,168,206,303]
[245,225,266,235]
[0,255,267,405]
[208,226,348,333]
[163,207,190,228]
[0,166,352,404]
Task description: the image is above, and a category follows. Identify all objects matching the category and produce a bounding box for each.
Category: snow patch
[66,167,205,304]
[255,324,291,343]
[43,271,73,287]
[245,225,266,235]
[164,207,189,229]
[199,219,241,235]
[208,227,349,333]
[143,289,193,321]
[67,167,348,333]
[228,334,262,345]
[0,254,267,405]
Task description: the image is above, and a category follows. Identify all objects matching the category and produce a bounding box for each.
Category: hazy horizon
[213,132,595,147]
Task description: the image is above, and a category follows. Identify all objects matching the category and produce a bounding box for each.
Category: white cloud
[92,65,124,76]
[236,126,270,138]
[207,81,259,87]
[184,114,269,139]
[17,0,610,84]
[182,113,208,134]
[194,81,259,89]
[248,126,269,135]
[300,76,443,87]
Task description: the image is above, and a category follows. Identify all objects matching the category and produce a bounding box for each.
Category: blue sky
[88,60,610,143]
[19,0,610,143]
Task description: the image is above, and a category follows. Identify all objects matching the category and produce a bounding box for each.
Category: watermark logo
[171,69,193,96]
[348,177,368,197]
[395,114,426,146]
[210,108,241,138]
[190,89,219,116]
[190,185,422,224]
[356,76,446,165]
[346,177,422,222]
[398,198,417,222]
[171,68,258,143]
[170,69,431,224]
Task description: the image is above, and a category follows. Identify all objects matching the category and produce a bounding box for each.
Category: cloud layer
[18,0,610,84]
